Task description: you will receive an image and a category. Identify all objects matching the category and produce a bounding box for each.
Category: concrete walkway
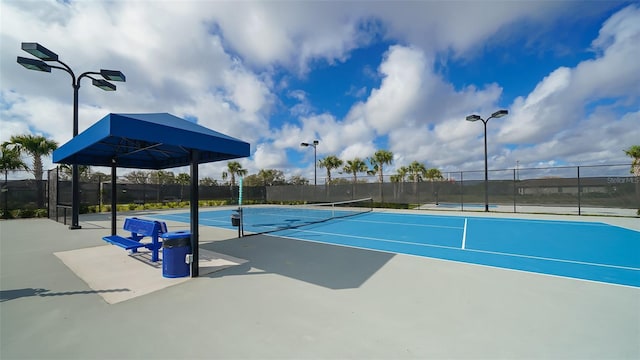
[1,210,638,359]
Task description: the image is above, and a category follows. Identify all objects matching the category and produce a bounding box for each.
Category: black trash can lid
[161,231,191,248]
[161,230,190,240]
[163,236,190,248]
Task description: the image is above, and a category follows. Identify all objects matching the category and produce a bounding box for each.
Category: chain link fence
[267,164,639,216]
[55,180,266,210]
[1,164,637,219]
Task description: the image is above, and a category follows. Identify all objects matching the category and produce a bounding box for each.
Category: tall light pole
[300,140,319,185]
[466,109,508,212]
[17,42,125,229]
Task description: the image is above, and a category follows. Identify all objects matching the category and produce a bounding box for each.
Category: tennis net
[240,197,373,236]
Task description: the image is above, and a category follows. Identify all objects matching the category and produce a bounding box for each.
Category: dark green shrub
[34,209,47,218]
[14,209,35,218]
[0,209,14,219]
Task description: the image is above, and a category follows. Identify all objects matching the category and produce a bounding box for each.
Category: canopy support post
[110,162,117,236]
[190,150,199,277]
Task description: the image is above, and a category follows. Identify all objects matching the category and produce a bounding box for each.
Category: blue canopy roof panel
[53,113,250,169]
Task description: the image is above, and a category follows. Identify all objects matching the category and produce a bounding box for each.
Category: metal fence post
[577,166,581,215]
[460,171,464,212]
[513,168,517,213]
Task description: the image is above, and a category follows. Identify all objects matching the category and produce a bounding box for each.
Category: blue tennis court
[152,208,640,288]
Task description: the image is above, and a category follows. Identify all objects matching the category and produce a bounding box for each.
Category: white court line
[269,232,640,289]
[352,218,463,230]
[157,211,638,271]
[462,218,468,250]
[277,227,640,272]
[471,217,611,227]
[200,218,230,225]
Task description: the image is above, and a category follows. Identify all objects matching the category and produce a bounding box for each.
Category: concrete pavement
[1,211,638,359]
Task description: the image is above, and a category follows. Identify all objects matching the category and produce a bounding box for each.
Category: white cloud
[361,45,425,133]
[499,67,573,144]
[339,142,376,163]
[1,0,637,183]
[297,113,375,157]
[222,64,273,117]
[207,1,371,73]
[499,4,640,152]
[364,1,582,58]
[253,143,288,170]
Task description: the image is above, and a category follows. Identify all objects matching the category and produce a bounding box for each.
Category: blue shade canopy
[53,113,250,169]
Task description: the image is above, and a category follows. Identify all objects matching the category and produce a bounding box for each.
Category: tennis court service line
[351,218,464,230]
[474,217,613,228]
[272,226,638,272]
[272,228,464,251]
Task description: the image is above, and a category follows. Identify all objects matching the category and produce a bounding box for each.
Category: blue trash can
[161,231,191,278]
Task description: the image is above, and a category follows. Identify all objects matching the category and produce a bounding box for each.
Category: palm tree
[0,144,29,176]
[7,135,58,182]
[1,145,29,218]
[7,134,58,207]
[390,166,408,183]
[222,161,247,187]
[407,161,427,196]
[624,145,640,213]
[369,149,394,184]
[407,161,427,183]
[318,155,343,184]
[390,166,409,200]
[624,145,640,177]
[397,166,409,183]
[343,158,368,184]
[369,149,393,202]
[425,168,444,182]
[343,158,367,198]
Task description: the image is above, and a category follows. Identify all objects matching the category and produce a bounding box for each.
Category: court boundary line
[165,210,638,272]
[264,231,640,289]
[280,227,640,272]
[149,209,640,288]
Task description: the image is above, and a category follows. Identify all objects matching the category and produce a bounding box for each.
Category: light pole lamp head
[490,109,509,119]
[92,79,116,91]
[101,69,126,82]
[21,42,58,61]
[17,56,51,72]
[300,142,309,147]
[466,114,481,122]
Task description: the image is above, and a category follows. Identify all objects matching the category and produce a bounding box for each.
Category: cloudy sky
[1,0,638,182]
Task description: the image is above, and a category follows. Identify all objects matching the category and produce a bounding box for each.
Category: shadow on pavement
[201,234,394,289]
[0,287,130,302]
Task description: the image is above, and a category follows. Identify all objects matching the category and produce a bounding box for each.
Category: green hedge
[1,208,48,219]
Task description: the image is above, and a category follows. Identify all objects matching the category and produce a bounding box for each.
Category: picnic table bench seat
[102,235,150,251]
[103,217,167,262]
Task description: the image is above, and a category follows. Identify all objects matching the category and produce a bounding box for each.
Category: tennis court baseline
[152,208,640,288]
